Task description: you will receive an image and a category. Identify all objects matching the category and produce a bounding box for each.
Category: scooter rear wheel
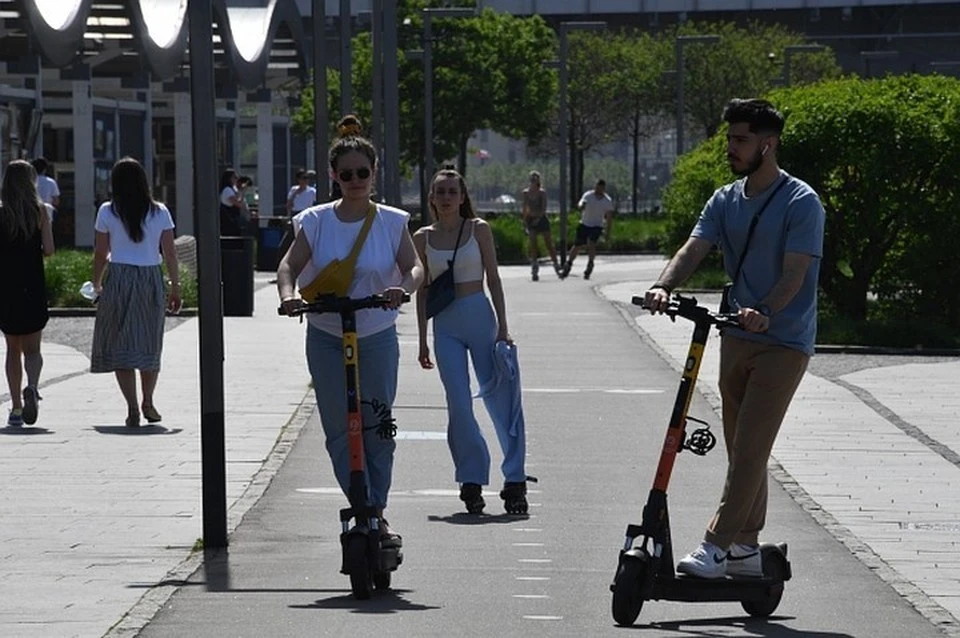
[741,546,787,617]
[347,536,373,600]
[611,553,648,626]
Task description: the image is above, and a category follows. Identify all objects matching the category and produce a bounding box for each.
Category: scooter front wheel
[611,552,648,626]
[347,535,373,600]
[373,570,391,590]
[741,546,788,617]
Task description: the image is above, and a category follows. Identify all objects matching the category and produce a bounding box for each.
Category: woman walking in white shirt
[91,157,182,427]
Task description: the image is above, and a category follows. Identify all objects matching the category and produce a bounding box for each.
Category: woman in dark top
[0,160,55,427]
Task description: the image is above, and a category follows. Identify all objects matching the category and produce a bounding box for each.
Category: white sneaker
[726,543,763,578]
[676,541,727,579]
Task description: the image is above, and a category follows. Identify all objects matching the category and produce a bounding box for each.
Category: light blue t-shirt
[691,170,825,355]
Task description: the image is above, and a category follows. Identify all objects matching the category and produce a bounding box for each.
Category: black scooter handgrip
[631,295,647,308]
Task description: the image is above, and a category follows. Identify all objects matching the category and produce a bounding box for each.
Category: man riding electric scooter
[644,98,825,579]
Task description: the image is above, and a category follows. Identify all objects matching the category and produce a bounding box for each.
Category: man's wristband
[650,283,672,294]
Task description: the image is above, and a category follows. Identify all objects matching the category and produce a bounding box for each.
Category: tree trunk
[457,136,468,178]
[632,109,640,215]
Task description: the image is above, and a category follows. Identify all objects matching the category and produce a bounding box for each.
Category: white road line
[515,576,550,581]
[513,528,543,532]
[523,615,563,621]
[518,559,553,563]
[513,594,550,599]
[512,542,545,547]
[523,388,663,394]
[394,430,447,440]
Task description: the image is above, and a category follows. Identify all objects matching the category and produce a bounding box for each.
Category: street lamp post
[556,21,605,269]
[422,8,475,202]
[675,34,719,158]
[783,44,825,86]
[312,0,328,200]
[340,0,352,116]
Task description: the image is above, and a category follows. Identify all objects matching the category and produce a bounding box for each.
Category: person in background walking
[0,160,55,427]
[31,157,60,211]
[91,157,182,428]
[276,168,318,268]
[560,178,614,280]
[414,168,533,515]
[521,170,560,281]
[218,168,244,236]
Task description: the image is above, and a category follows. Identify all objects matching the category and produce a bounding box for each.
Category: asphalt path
[136,258,945,638]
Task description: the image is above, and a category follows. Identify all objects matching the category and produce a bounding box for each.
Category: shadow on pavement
[427,512,529,525]
[0,426,53,435]
[92,425,183,435]
[290,589,440,613]
[644,616,854,637]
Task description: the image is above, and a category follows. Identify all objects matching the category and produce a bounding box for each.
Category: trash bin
[221,236,254,317]
[256,222,286,271]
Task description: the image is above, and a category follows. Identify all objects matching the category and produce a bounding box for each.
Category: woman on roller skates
[414,169,535,516]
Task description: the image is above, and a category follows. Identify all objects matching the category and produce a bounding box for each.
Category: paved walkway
[1,261,958,637]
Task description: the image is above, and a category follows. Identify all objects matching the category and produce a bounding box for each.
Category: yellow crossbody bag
[299,204,376,302]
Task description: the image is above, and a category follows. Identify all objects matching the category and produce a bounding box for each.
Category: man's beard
[729,147,764,177]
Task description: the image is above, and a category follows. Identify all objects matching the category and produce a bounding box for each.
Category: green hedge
[483,212,667,264]
[45,250,198,308]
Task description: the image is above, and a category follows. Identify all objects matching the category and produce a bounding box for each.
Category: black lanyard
[729,176,788,285]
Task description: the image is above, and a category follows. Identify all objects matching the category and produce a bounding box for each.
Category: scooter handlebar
[278,293,411,316]
[632,292,740,329]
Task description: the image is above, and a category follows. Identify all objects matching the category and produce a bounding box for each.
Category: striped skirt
[90,263,166,373]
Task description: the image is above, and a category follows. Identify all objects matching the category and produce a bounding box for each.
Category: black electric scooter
[281,293,408,599]
[610,294,791,626]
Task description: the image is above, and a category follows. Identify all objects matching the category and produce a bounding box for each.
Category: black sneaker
[531,261,540,282]
[559,262,572,280]
[584,260,594,280]
[459,483,485,514]
[22,386,39,425]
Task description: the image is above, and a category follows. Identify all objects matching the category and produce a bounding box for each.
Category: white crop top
[426,224,484,284]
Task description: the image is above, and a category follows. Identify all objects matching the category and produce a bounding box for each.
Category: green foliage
[773,74,960,323]
[44,250,92,307]
[293,2,556,178]
[675,21,842,139]
[44,250,198,308]
[659,134,728,269]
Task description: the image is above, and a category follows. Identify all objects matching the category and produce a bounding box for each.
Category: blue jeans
[434,292,526,485]
[306,324,398,509]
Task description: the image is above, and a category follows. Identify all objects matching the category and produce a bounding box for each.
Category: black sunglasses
[338,167,371,182]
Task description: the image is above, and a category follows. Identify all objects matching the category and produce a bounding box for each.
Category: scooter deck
[651,574,786,603]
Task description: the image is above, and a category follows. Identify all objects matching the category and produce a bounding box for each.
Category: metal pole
[340,0,352,116]
[188,0,227,549]
[675,37,683,158]
[558,26,569,268]
[313,0,328,200]
[383,0,400,205]
[371,2,382,200]
[423,13,433,191]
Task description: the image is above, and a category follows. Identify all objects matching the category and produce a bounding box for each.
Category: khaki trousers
[704,335,809,549]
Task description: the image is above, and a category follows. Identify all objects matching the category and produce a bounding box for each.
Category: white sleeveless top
[426,222,483,284]
[296,202,409,337]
